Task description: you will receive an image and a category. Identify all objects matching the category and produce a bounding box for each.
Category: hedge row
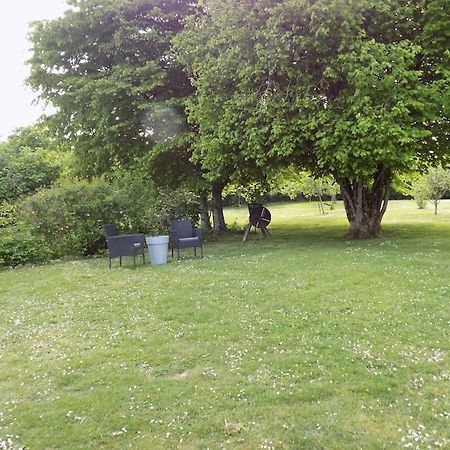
[0,177,200,267]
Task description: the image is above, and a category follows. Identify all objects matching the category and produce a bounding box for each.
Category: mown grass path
[1,200,449,449]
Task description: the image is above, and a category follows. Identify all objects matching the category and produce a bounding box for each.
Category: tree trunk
[330,194,336,210]
[317,194,325,214]
[211,181,227,232]
[339,165,391,239]
[199,190,212,230]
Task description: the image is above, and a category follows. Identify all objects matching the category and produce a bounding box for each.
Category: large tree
[27,0,197,176]
[176,0,449,238]
[27,0,236,231]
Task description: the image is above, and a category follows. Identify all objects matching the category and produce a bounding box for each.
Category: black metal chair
[103,224,146,269]
[170,219,203,260]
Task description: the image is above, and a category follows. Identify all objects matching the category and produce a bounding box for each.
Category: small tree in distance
[425,167,450,215]
[270,167,339,214]
[301,176,340,214]
[411,167,450,213]
[412,178,431,209]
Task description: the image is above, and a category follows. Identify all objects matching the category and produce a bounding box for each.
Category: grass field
[1,200,450,449]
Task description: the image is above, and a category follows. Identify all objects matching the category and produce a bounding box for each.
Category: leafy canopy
[175,0,449,185]
[28,0,197,177]
[0,124,63,202]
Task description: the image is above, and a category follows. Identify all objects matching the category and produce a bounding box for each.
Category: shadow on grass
[209,219,450,259]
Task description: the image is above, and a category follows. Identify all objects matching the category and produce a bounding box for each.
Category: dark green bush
[6,176,200,264]
[19,179,126,258]
[0,143,61,203]
[108,170,200,236]
[142,189,200,236]
[109,171,158,232]
[0,202,17,228]
[0,224,50,267]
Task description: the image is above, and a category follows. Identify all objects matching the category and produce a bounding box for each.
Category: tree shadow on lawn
[213,219,450,259]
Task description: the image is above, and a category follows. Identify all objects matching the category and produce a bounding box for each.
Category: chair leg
[177,248,180,260]
[143,253,145,265]
[171,248,174,259]
[201,245,203,258]
[194,247,197,257]
[119,256,122,267]
[109,258,112,269]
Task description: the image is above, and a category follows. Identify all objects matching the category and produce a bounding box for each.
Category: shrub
[109,171,158,232]
[0,224,50,267]
[0,142,62,203]
[0,202,17,228]
[18,179,126,258]
[412,177,431,209]
[13,176,199,262]
[142,189,200,236]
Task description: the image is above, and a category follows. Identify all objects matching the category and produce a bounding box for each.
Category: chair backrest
[103,223,118,237]
[170,219,193,238]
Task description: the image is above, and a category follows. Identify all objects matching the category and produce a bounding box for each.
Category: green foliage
[0,224,50,267]
[411,167,450,212]
[391,172,422,198]
[12,174,199,259]
[0,202,17,228]
[224,181,269,204]
[300,175,339,214]
[108,169,202,235]
[269,167,339,212]
[2,173,178,265]
[226,169,340,207]
[421,0,450,114]
[300,176,338,200]
[425,166,450,214]
[27,0,197,177]
[0,125,63,202]
[24,0,450,237]
[176,0,449,236]
[269,168,309,201]
[109,169,158,232]
[18,179,126,258]
[6,122,53,150]
[144,133,205,192]
[1,162,203,263]
[412,177,431,209]
[177,0,446,179]
[143,189,200,236]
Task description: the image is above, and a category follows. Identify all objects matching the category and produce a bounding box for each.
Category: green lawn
[1,200,450,449]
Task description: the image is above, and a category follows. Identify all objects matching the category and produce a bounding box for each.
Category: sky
[0,0,69,141]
